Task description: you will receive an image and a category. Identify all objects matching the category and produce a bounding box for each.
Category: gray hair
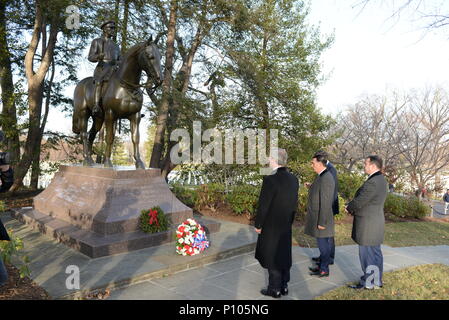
[271,148,288,166]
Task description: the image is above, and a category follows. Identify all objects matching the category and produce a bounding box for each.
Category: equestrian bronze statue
[72,22,163,169]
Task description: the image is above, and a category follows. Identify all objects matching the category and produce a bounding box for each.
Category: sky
[308,0,449,116]
[15,1,449,137]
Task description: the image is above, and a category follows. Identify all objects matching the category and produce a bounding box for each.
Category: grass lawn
[293,221,449,248]
[315,264,449,300]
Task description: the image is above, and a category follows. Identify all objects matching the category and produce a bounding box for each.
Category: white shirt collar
[270,165,282,175]
[368,170,380,178]
[318,168,327,176]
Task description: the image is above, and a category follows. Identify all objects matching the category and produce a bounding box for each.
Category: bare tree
[393,87,449,194]
[353,0,449,32]
[330,87,449,194]
[329,91,407,177]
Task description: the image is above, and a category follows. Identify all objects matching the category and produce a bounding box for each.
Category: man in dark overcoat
[255,148,299,298]
[0,216,10,286]
[309,151,339,267]
[346,155,387,290]
[305,152,335,277]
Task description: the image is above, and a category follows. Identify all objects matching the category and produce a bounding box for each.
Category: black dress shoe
[309,266,320,272]
[312,257,334,265]
[260,288,282,298]
[348,283,365,290]
[348,283,383,290]
[310,270,329,277]
[281,287,288,296]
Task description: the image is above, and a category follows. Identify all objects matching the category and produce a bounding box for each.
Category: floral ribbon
[148,209,159,226]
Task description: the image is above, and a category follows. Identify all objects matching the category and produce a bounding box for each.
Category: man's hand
[344,206,350,215]
[98,53,105,61]
[304,182,311,188]
[317,225,326,230]
[255,228,262,234]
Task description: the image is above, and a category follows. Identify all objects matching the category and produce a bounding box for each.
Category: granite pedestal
[11,165,220,258]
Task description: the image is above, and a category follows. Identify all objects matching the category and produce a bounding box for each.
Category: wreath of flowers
[175,218,210,256]
[139,206,170,233]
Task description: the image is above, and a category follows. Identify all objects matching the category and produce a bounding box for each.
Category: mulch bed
[0,263,51,300]
[0,189,43,210]
[195,202,255,226]
[1,189,51,300]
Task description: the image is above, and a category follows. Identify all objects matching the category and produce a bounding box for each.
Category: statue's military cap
[100,20,116,30]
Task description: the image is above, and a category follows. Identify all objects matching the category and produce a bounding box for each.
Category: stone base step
[11,208,221,259]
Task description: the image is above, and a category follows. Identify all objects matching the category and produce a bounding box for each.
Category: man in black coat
[0,217,10,287]
[443,189,449,215]
[346,155,387,290]
[255,148,299,298]
[0,130,13,193]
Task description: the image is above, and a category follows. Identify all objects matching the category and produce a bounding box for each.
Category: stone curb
[60,242,256,300]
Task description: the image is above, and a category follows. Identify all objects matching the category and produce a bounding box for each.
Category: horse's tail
[72,78,92,134]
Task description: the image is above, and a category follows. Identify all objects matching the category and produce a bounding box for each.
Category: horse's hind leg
[103,117,116,168]
[80,112,94,166]
[129,112,145,169]
[88,116,104,162]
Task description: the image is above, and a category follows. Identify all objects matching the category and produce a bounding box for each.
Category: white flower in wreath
[178,238,184,244]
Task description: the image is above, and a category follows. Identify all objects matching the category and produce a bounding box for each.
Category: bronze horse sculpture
[72,37,163,169]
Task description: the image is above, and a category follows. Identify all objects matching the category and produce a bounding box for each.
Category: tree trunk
[149,0,177,169]
[121,0,130,53]
[30,143,41,189]
[113,0,120,42]
[0,0,20,165]
[158,6,209,177]
[11,0,58,191]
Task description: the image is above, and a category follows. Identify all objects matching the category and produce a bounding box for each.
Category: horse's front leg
[104,115,116,168]
[129,112,145,170]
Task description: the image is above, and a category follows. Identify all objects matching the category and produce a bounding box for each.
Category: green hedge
[384,194,430,219]
[225,185,261,218]
[195,183,226,212]
[170,184,198,209]
[338,171,365,201]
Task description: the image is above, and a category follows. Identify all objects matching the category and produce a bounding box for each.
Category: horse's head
[138,36,164,85]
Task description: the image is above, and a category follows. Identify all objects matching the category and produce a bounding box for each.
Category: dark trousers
[0,257,7,286]
[0,182,12,193]
[268,268,290,291]
[329,237,335,263]
[359,245,383,288]
[317,237,332,273]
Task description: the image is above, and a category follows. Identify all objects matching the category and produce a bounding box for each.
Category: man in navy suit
[0,217,10,287]
[305,152,335,277]
[310,151,339,267]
